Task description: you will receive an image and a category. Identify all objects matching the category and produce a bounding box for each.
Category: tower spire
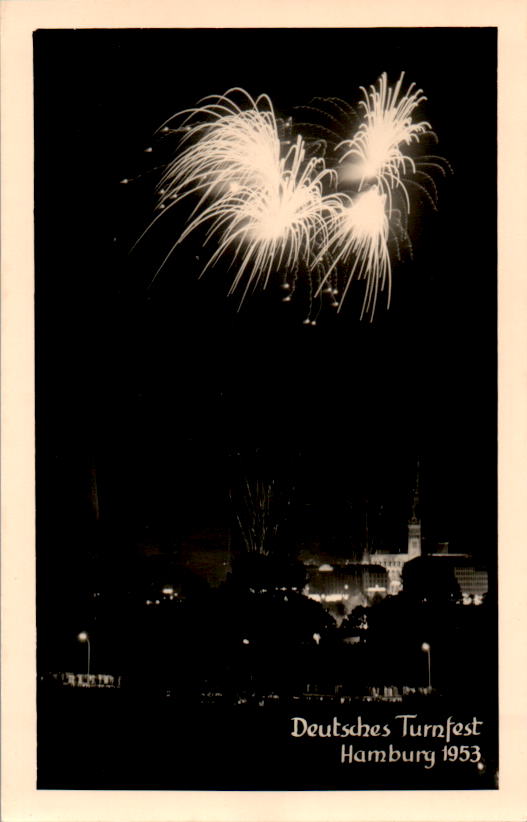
[362,497,371,564]
[407,459,421,558]
[410,458,420,523]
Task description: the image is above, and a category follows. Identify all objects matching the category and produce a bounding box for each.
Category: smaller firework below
[317,185,391,319]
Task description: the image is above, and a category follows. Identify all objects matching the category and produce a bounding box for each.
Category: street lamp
[421,642,431,692]
[78,631,91,679]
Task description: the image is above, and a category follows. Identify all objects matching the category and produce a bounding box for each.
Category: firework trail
[230,478,293,557]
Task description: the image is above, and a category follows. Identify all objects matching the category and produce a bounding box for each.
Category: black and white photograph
[31,26,500,793]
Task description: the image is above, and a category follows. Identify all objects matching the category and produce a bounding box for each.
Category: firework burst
[154,89,341,303]
[316,186,391,319]
[337,72,432,213]
[140,77,447,320]
[190,138,342,303]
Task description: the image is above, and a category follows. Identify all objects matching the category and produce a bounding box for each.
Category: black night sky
[35,28,497,589]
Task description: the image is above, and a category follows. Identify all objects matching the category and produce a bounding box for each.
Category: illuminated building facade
[304,563,388,610]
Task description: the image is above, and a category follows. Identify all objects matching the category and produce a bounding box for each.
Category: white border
[2,2,526,820]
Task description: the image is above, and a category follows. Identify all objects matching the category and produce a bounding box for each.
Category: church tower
[407,461,421,559]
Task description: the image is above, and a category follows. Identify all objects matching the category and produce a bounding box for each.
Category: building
[304,562,388,612]
[452,561,488,604]
[304,464,487,610]
[404,552,488,604]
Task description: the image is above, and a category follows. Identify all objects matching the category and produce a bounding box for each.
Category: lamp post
[78,631,91,681]
[421,642,431,692]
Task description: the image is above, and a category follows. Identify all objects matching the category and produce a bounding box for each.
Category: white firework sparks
[140,78,446,320]
[337,73,432,214]
[155,89,341,303]
[317,185,391,319]
[157,89,281,212]
[182,136,341,303]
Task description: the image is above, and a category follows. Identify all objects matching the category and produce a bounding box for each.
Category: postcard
[2,2,526,821]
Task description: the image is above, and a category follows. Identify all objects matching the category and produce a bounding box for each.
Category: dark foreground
[38,684,498,791]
